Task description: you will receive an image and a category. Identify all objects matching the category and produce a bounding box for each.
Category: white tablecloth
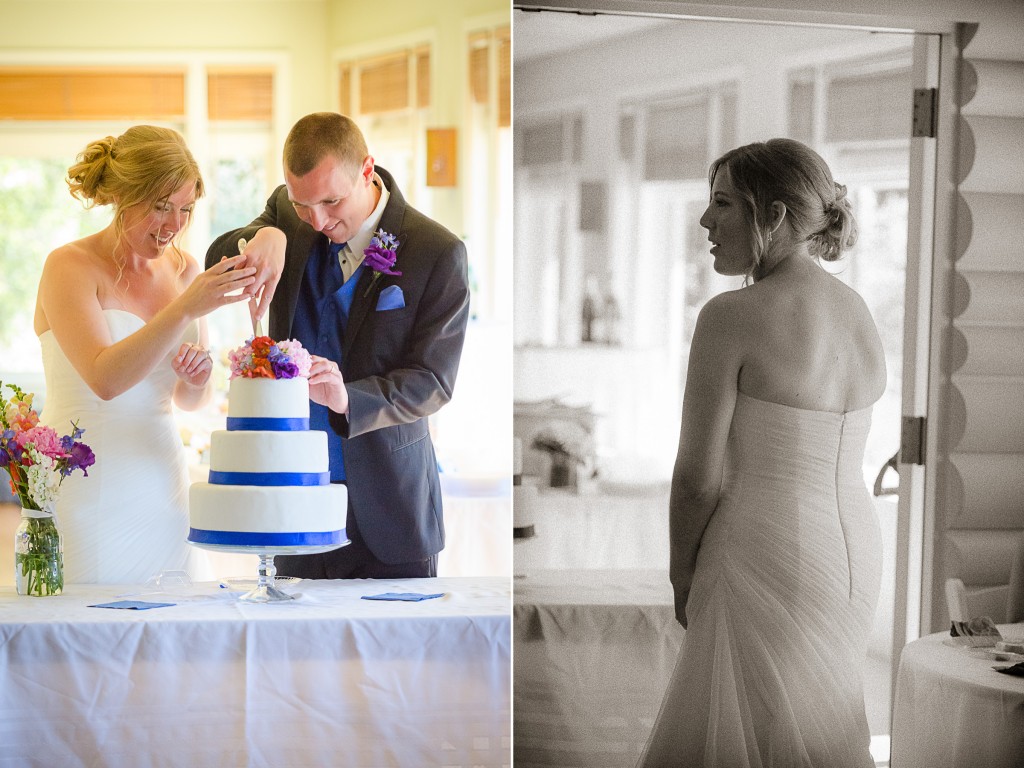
[513,569,682,767]
[512,486,670,572]
[0,577,510,768]
[891,623,1024,767]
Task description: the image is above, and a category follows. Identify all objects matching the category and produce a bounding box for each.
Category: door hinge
[901,416,927,465]
[911,88,937,138]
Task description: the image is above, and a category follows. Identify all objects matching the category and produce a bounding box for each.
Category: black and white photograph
[0,0,1023,766]
[511,2,1023,768]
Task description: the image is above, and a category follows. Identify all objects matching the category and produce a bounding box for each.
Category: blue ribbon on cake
[226,416,309,431]
[208,470,330,486]
[187,528,347,547]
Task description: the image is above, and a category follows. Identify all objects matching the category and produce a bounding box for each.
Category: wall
[0,0,330,119]
[328,0,508,237]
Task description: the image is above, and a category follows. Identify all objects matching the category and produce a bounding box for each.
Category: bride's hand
[177,254,257,320]
[172,343,212,388]
[673,587,690,629]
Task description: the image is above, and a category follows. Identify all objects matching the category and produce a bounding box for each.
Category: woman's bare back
[733,257,886,413]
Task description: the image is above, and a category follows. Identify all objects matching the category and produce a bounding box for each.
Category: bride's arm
[669,294,743,627]
[172,256,213,411]
[172,264,214,415]
[37,247,254,401]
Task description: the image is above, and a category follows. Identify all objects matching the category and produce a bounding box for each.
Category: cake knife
[237,238,264,338]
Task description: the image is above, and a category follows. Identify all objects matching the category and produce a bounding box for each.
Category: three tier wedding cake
[188,337,347,549]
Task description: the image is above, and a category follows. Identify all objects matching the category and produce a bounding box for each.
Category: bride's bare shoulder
[696,287,750,328]
[41,236,109,289]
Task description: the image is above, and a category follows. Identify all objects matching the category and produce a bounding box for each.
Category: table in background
[891,623,1024,767]
[513,568,682,768]
[513,485,670,572]
[438,473,511,577]
[0,577,510,767]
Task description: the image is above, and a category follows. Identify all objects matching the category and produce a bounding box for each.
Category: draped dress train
[39,309,209,585]
[639,391,882,768]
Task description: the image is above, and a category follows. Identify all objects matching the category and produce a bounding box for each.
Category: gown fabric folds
[639,391,881,768]
[39,309,208,585]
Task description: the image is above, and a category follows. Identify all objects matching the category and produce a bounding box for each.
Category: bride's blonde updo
[708,138,858,277]
[66,125,204,279]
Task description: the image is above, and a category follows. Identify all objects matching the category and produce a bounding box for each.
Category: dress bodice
[36,309,205,585]
[39,309,196,423]
[724,391,872,500]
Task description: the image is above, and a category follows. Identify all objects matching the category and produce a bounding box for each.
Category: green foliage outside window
[0,158,110,370]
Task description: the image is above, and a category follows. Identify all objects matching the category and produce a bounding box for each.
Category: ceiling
[513,8,679,62]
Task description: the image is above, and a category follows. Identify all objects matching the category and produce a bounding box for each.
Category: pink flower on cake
[228,336,312,380]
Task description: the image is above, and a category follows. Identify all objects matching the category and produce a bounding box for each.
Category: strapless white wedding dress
[39,309,209,585]
[639,392,882,768]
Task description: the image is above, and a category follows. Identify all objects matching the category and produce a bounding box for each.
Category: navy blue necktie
[295,240,355,483]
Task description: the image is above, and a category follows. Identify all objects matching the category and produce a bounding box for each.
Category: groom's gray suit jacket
[206,166,470,564]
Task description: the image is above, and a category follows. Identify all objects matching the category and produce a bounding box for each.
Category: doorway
[513,7,938,766]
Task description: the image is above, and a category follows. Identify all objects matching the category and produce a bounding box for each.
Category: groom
[207,112,470,579]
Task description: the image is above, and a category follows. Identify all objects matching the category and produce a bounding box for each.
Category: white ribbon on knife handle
[237,237,264,338]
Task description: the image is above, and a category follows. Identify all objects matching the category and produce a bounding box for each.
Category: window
[467,24,512,323]
[340,46,432,208]
[0,60,277,464]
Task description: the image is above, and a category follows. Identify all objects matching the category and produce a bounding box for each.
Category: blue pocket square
[376,284,405,311]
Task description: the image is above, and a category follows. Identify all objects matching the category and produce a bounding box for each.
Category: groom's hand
[307,355,349,416]
[232,227,286,327]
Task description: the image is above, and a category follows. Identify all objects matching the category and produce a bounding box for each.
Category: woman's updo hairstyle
[709,138,857,275]
[67,125,204,240]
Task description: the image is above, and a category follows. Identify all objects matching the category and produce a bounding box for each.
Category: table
[0,577,510,767]
[512,485,670,573]
[891,623,1024,767]
[513,569,682,767]
[438,474,511,578]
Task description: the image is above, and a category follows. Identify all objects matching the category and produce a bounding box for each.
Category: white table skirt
[513,569,683,768]
[891,623,1024,767]
[0,577,511,768]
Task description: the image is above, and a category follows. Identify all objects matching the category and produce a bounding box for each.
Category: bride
[33,125,257,585]
[638,138,886,767]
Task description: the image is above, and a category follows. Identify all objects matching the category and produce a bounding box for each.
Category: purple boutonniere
[362,229,402,297]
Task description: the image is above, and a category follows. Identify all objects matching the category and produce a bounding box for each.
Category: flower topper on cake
[0,381,94,514]
[228,336,313,380]
[362,228,402,297]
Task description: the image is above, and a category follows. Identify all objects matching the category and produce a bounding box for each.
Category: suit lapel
[342,168,407,360]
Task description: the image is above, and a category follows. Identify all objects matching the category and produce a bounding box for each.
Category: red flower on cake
[227,337,312,380]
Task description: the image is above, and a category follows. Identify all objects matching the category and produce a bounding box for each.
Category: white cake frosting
[208,430,328,475]
[189,376,347,548]
[227,376,310,420]
[190,485,348,532]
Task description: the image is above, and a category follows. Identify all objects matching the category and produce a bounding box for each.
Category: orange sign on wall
[426,128,457,187]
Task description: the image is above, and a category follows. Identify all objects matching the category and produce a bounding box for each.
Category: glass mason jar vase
[15,509,64,596]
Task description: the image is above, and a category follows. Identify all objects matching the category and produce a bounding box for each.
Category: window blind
[207,70,273,121]
[0,68,185,120]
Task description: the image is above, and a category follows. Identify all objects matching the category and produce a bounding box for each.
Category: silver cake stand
[189,539,350,602]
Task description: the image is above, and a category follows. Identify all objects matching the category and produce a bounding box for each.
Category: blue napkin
[89,600,175,610]
[361,592,444,602]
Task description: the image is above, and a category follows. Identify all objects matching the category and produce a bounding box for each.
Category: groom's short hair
[283,112,369,179]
